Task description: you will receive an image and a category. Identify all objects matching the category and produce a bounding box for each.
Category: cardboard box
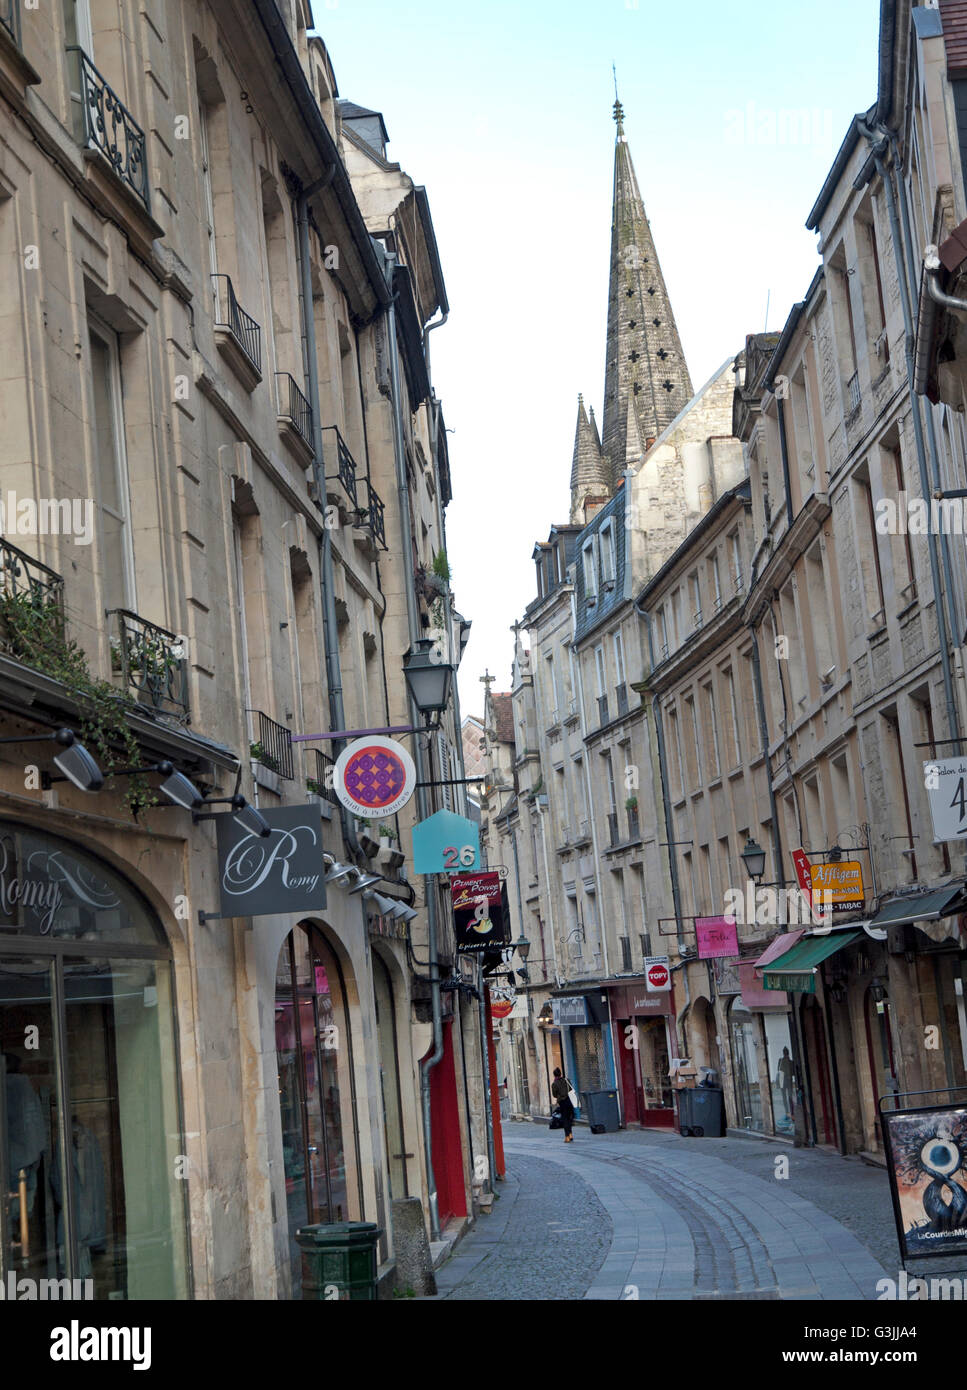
[671,1061,698,1089]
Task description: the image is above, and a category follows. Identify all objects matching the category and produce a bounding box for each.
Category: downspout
[639,603,690,1056]
[569,588,610,979]
[855,121,961,747]
[295,173,361,859]
[877,120,966,662]
[382,249,444,1241]
[774,396,796,530]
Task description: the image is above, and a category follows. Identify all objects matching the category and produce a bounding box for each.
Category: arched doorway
[274,922,363,1295]
[0,822,188,1298]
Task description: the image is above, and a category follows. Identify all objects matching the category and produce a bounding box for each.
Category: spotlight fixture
[349,871,382,894]
[192,793,271,837]
[0,727,104,792]
[324,860,355,885]
[157,763,204,809]
[370,892,398,916]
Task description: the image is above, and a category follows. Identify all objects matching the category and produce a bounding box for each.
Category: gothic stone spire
[602,102,692,486]
[569,393,609,524]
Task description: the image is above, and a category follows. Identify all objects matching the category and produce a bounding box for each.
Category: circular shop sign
[334,736,417,818]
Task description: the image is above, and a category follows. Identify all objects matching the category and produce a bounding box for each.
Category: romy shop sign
[216,803,327,919]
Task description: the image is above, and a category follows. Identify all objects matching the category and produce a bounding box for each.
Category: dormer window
[582,538,598,602]
[600,520,616,588]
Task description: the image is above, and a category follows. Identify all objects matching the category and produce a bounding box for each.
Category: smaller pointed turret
[569,394,611,524]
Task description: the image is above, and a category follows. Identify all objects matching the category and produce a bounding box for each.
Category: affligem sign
[645,956,671,992]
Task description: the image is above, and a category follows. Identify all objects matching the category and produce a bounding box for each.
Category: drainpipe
[640,608,687,961]
[855,121,961,749]
[382,249,444,1242]
[295,174,361,859]
[774,397,795,530]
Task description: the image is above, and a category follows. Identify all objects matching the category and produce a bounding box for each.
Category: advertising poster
[881,1103,967,1260]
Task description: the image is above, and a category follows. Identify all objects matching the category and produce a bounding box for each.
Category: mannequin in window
[3,1051,46,1218]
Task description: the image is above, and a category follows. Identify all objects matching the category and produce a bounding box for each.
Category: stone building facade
[0,0,479,1300]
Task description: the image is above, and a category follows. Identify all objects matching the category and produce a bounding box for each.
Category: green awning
[867,887,967,930]
[762,929,863,994]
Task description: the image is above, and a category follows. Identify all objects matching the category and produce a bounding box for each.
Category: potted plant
[625,795,639,812]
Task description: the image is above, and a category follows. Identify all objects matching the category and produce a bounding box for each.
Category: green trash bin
[295,1222,382,1300]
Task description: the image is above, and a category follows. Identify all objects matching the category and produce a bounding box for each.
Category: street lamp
[514,933,531,963]
[402,639,453,728]
[740,836,767,884]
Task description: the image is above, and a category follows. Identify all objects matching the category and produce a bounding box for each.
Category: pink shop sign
[696,915,739,960]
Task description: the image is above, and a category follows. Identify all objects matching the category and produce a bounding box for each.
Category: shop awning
[761,930,863,994]
[752,930,805,973]
[867,887,967,931]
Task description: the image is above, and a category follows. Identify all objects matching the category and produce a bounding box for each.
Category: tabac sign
[809,860,864,915]
[215,803,327,919]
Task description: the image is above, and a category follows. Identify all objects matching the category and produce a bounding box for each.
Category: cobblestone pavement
[429,1152,612,1300]
[431,1122,899,1300]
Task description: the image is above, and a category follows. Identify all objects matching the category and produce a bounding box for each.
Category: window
[689,571,701,629]
[703,683,720,777]
[620,936,632,971]
[88,317,135,616]
[729,532,743,594]
[600,521,616,584]
[657,606,669,659]
[613,630,626,687]
[709,554,722,613]
[545,653,559,717]
[684,694,701,789]
[855,470,886,622]
[582,539,597,599]
[0,823,189,1299]
[667,706,685,800]
[722,667,742,768]
[804,542,834,685]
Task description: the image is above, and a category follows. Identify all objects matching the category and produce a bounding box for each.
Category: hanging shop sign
[923,757,967,842]
[451,871,506,952]
[713,956,743,995]
[553,996,589,1026]
[695,915,739,960]
[334,736,416,818]
[809,860,864,915]
[880,1099,967,1261]
[644,955,672,992]
[489,977,517,1019]
[216,803,327,919]
[412,809,480,874]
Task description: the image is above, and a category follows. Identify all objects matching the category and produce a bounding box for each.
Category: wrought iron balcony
[322,426,358,507]
[358,480,387,549]
[307,747,338,806]
[211,274,262,378]
[846,370,861,414]
[107,609,188,720]
[249,709,293,780]
[276,372,312,450]
[66,47,150,213]
[0,538,65,659]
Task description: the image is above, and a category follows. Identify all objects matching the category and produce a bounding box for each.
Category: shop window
[729,999,764,1132]
[0,823,188,1298]
[275,923,362,1296]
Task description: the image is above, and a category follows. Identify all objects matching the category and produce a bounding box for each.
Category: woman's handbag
[548,1107,563,1130]
[566,1079,579,1109]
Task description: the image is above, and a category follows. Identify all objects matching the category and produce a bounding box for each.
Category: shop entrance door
[617,1019,643,1125]
[638,1018,675,1128]
[801,996,838,1147]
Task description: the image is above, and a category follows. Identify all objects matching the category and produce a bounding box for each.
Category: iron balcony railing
[846,370,861,414]
[597,694,609,726]
[276,373,312,448]
[322,426,358,507]
[1,0,21,46]
[308,747,338,806]
[107,609,189,720]
[607,811,620,848]
[615,683,629,716]
[211,274,262,376]
[66,47,150,213]
[249,709,293,780]
[0,538,65,658]
[362,480,387,549]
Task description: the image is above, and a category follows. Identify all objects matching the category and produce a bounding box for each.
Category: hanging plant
[0,590,156,819]
[431,548,451,585]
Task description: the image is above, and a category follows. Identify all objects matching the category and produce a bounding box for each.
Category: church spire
[602,100,692,486]
[569,393,609,524]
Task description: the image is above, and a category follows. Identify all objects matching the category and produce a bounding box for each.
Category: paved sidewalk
[430,1123,892,1301]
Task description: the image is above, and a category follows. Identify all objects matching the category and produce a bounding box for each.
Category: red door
[427,1022,467,1223]
[617,1019,643,1125]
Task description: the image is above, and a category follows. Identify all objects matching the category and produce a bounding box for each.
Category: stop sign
[645,957,671,991]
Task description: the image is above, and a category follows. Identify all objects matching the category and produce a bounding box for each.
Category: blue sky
[310,0,881,714]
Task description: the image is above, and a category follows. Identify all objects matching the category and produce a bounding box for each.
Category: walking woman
[551,1067,575,1142]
